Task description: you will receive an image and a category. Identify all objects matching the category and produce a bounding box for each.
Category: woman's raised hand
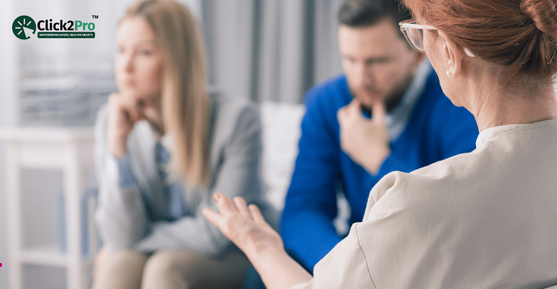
[204,194,313,289]
[203,193,283,259]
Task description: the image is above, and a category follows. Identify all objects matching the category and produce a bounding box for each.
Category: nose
[353,62,374,89]
[117,50,134,75]
[123,52,134,73]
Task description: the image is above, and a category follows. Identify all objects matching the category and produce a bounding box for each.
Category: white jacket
[294,119,557,288]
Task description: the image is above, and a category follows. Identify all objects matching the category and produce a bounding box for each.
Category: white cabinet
[0,128,98,289]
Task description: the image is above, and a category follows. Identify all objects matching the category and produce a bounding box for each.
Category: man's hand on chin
[337,99,391,174]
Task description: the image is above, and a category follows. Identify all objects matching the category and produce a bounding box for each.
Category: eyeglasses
[399,20,437,52]
[399,20,475,57]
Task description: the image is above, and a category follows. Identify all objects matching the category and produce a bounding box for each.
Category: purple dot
[0,263,2,267]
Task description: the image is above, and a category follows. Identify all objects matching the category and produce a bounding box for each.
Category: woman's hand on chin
[107,92,141,159]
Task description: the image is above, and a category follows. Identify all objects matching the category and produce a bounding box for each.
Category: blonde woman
[92,0,273,288]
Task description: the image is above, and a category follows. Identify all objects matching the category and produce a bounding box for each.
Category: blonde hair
[123,0,211,186]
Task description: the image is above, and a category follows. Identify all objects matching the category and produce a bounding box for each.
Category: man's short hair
[338,0,412,28]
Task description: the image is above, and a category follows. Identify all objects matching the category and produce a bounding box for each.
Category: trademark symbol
[92,15,99,19]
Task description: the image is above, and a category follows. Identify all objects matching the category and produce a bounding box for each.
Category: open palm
[203,194,283,258]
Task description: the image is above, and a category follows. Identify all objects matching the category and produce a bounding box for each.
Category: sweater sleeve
[93,105,150,250]
[132,104,263,257]
[374,152,414,177]
[280,91,344,271]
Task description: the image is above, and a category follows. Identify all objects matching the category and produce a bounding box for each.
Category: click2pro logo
[12,15,36,39]
[12,15,97,39]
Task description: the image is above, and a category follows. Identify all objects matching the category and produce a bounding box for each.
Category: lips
[120,79,135,88]
[356,89,381,102]
[361,87,381,95]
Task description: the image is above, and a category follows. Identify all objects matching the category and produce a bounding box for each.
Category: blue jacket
[280,71,479,271]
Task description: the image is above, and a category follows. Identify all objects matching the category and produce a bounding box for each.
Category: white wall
[0,142,8,289]
[0,0,19,285]
[0,1,200,288]
[0,1,131,288]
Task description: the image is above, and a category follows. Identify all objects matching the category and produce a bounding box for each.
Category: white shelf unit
[0,128,98,289]
[21,243,68,267]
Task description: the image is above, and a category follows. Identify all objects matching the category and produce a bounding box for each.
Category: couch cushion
[260,101,305,212]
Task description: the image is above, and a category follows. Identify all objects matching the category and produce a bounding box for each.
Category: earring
[446,70,453,77]
[464,48,475,57]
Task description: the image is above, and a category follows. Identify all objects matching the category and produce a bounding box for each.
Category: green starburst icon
[12,15,36,40]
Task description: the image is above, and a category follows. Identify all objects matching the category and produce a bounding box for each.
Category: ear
[437,30,464,77]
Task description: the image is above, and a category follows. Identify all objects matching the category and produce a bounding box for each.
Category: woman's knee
[142,249,250,289]
[92,250,148,289]
[142,249,195,289]
[143,250,185,277]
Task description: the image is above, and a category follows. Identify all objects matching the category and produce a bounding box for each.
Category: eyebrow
[365,56,392,62]
[137,40,157,45]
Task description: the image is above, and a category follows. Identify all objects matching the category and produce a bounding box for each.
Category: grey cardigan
[94,90,275,257]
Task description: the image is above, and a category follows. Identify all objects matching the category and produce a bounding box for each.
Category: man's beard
[355,70,415,117]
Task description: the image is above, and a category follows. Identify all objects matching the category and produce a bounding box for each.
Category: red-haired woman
[203,0,557,287]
